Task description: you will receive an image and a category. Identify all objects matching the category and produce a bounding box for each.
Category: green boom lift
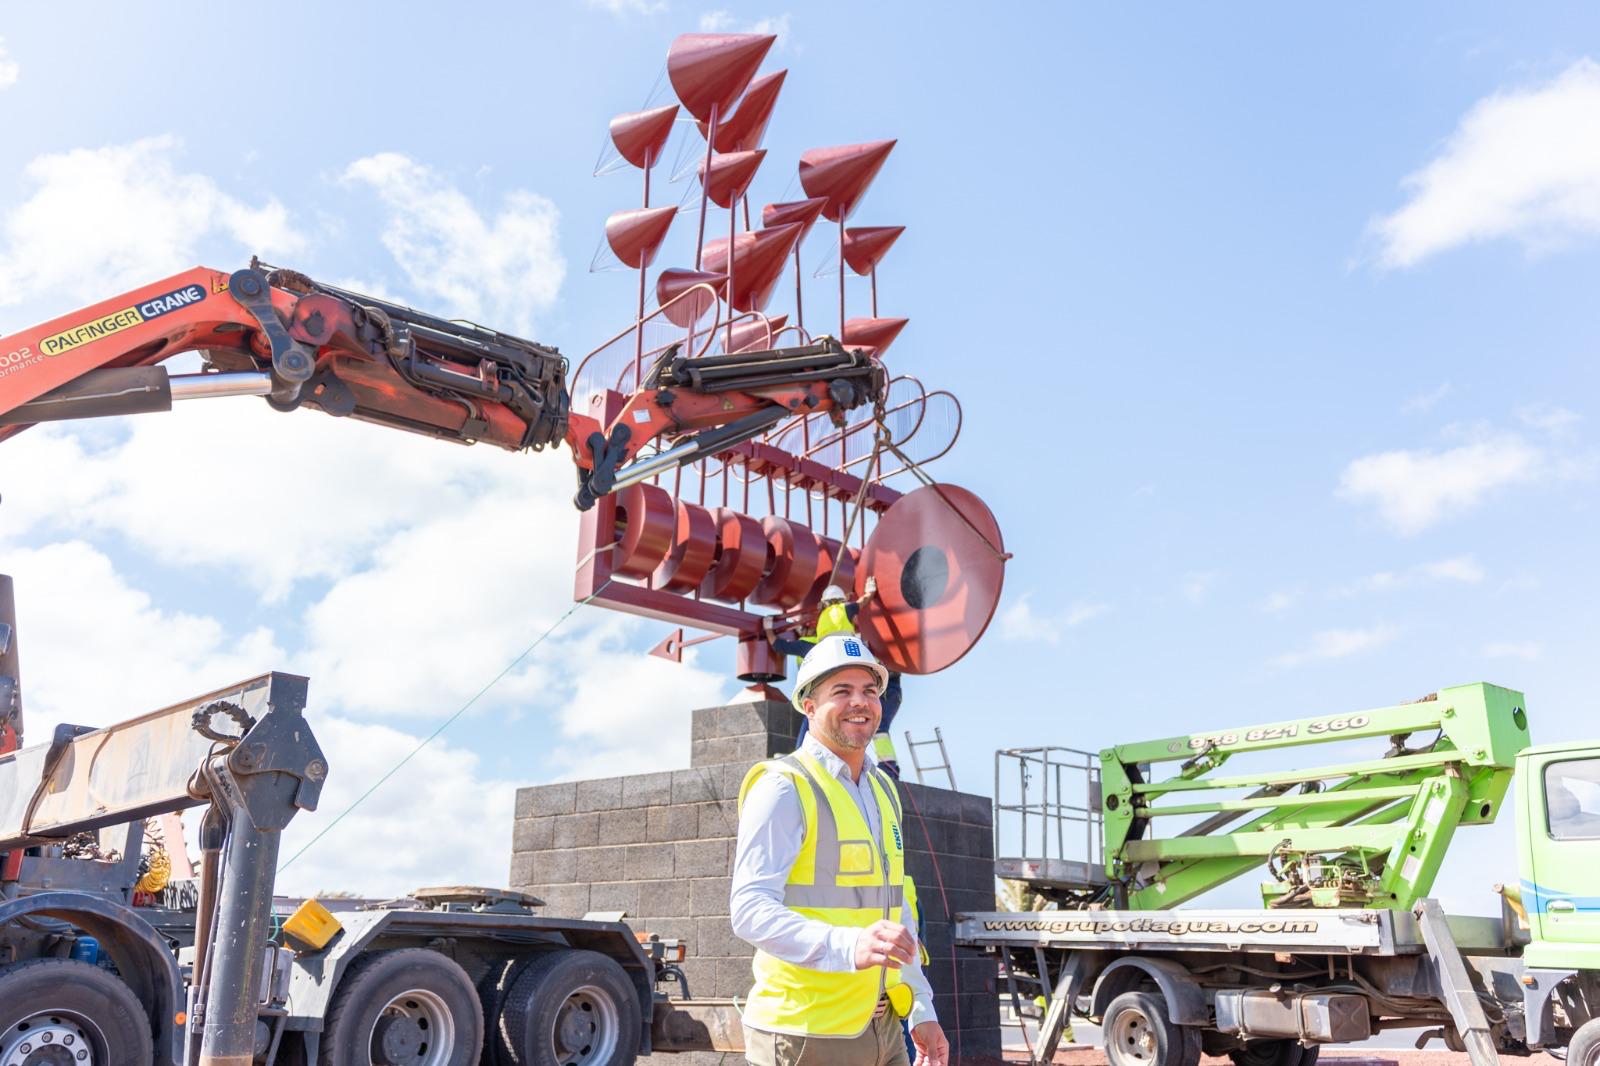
[1099,682,1530,910]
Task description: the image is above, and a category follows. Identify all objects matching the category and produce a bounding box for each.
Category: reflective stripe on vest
[738,751,908,1037]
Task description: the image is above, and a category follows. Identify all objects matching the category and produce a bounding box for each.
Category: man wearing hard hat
[767,581,906,775]
[730,635,949,1066]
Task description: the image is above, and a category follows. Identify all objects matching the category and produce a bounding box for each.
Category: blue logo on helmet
[844,639,862,657]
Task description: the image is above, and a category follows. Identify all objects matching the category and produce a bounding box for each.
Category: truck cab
[1517,742,1600,970]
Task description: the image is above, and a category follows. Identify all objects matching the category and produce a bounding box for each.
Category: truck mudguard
[1090,955,1208,1025]
[1523,967,1579,1047]
[0,890,185,1064]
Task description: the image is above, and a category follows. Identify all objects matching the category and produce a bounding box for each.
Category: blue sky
[1,3,1598,906]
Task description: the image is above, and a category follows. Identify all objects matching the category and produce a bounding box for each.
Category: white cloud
[588,0,667,15]
[1181,571,1220,605]
[276,715,520,896]
[1337,431,1545,534]
[1261,591,1296,613]
[699,11,792,46]
[4,540,283,730]
[0,136,304,315]
[1482,640,1542,661]
[0,37,18,90]
[1270,625,1399,670]
[0,403,550,600]
[1372,58,1600,268]
[1344,555,1486,594]
[1418,556,1485,583]
[997,593,1108,643]
[1402,383,1451,414]
[343,153,564,337]
[1517,403,1581,435]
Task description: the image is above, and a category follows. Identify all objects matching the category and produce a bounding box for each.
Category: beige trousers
[744,1009,911,1066]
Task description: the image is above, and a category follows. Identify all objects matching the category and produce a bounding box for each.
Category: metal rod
[726,192,738,352]
[635,155,652,390]
[838,215,847,340]
[694,102,718,269]
[871,265,878,317]
[792,245,805,332]
[169,372,273,402]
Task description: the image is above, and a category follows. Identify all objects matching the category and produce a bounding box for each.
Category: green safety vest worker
[737,748,915,1035]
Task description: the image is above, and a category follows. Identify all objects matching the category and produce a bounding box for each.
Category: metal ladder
[904,727,957,789]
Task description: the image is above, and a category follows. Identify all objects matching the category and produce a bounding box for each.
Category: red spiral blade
[856,484,1006,675]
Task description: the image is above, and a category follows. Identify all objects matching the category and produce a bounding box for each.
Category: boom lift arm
[0,262,885,509]
[1100,682,1531,910]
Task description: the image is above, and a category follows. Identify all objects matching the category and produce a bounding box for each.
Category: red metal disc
[654,499,719,592]
[751,515,822,608]
[856,484,1006,675]
[702,507,768,603]
[809,537,860,606]
[613,483,677,579]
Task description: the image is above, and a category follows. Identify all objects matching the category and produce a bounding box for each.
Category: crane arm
[0,263,884,509]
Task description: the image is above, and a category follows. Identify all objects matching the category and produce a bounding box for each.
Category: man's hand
[862,576,878,600]
[852,919,916,969]
[912,1020,949,1066]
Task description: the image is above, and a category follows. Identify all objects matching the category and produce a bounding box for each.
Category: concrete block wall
[510,699,1000,1060]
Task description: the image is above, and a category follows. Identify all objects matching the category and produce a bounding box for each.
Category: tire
[496,949,641,1066]
[1229,1038,1320,1066]
[1568,1017,1600,1066]
[1103,990,1202,1066]
[320,947,484,1066]
[0,957,153,1066]
[478,957,524,1066]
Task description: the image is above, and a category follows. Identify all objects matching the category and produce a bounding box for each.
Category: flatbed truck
[0,579,737,1066]
[955,683,1600,1066]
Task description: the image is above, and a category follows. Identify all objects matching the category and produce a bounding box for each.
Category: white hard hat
[821,584,848,604]
[792,634,889,711]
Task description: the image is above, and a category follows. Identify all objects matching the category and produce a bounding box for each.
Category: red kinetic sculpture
[577,33,1006,690]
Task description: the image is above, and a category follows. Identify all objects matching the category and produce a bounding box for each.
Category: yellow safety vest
[815,602,856,640]
[738,750,913,1036]
[871,731,899,765]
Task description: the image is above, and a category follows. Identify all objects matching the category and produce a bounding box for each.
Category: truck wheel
[320,948,484,1066]
[1103,991,1201,1066]
[0,957,153,1066]
[496,949,641,1066]
[1568,1017,1600,1066]
[1229,1039,1320,1066]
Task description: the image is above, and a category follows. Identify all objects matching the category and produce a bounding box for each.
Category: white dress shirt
[730,733,938,1030]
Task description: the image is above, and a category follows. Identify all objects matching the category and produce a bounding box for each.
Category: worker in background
[766,581,906,776]
[731,635,949,1066]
